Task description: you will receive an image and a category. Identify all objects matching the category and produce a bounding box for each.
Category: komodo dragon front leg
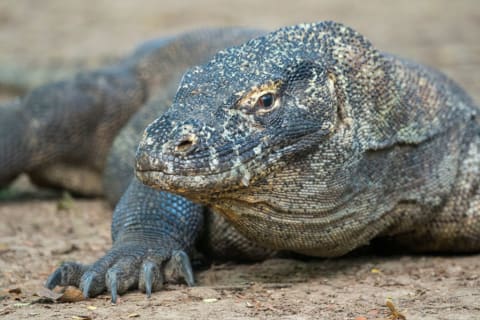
[0,29,270,302]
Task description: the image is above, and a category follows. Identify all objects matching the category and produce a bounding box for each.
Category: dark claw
[81,272,95,298]
[107,269,118,304]
[140,260,163,298]
[45,268,62,289]
[173,250,195,287]
[143,262,154,298]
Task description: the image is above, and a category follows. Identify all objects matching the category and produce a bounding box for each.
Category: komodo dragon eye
[236,80,282,115]
[255,93,275,109]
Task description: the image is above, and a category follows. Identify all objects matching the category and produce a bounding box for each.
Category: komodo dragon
[0,22,478,303]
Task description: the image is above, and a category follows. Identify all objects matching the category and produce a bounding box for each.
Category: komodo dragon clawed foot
[46,179,205,303]
[46,248,193,303]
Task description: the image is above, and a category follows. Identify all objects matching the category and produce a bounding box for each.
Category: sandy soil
[0,1,479,319]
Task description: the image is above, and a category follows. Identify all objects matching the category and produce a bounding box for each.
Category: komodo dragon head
[135,21,473,255]
[136,22,354,193]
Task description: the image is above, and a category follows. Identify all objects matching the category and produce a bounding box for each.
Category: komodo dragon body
[0,22,478,303]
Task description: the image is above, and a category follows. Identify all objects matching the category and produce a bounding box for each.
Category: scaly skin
[0,22,478,303]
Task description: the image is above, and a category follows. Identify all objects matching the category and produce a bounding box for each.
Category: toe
[139,260,164,297]
[105,256,140,303]
[80,270,105,298]
[46,268,62,290]
[164,250,195,287]
[45,262,88,289]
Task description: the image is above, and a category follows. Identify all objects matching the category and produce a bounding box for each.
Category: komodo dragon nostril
[174,133,198,155]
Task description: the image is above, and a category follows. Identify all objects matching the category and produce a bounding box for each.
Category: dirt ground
[0,1,479,319]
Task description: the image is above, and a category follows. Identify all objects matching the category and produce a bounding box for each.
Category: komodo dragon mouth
[135,124,326,197]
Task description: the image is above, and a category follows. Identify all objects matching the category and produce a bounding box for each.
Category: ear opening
[327,70,350,131]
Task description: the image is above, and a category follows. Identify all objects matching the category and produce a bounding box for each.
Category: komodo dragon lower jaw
[135,158,261,202]
[136,168,236,196]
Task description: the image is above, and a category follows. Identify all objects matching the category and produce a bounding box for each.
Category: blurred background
[0,0,478,102]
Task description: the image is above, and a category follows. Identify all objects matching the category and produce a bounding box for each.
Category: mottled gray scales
[0,22,478,302]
